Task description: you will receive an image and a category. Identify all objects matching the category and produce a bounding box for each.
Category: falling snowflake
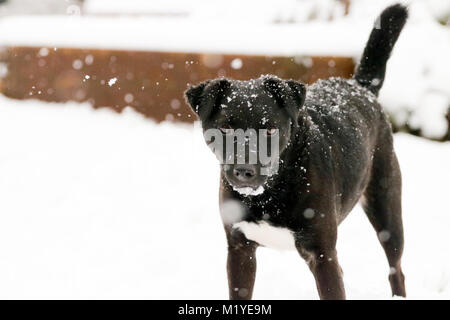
[231,58,243,70]
[108,77,118,87]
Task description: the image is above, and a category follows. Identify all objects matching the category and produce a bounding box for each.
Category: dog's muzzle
[224,164,267,196]
[233,164,256,183]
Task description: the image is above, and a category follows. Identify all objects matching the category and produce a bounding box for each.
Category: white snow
[72,59,83,70]
[0,96,449,299]
[232,185,265,197]
[0,15,366,56]
[220,199,245,225]
[376,1,450,139]
[0,0,82,16]
[107,77,117,87]
[230,58,243,70]
[124,93,134,104]
[84,0,345,23]
[84,0,193,16]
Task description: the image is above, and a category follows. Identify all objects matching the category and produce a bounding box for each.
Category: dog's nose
[233,165,256,182]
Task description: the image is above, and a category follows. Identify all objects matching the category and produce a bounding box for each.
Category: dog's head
[185,75,306,196]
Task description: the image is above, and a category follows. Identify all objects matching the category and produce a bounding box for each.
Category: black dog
[185,4,407,300]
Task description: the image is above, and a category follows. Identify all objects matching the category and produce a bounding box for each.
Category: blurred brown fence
[0,46,355,123]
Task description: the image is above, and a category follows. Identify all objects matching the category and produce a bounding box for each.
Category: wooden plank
[0,47,355,123]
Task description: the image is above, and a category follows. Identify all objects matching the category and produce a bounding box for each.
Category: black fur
[185,4,408,300]
[355,4,408,95]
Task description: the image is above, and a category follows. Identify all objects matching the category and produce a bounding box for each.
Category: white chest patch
[232,221,296,250]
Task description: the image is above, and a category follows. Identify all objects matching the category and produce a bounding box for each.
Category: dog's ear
[185,80,210,114]
[184,79,230,121]
[263,76,306,127]
[286,80,306,107]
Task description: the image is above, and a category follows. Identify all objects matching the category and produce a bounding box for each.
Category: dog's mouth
[222,164,270,196]
[232,185,265,196]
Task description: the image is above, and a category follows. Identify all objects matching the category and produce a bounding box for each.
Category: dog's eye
[264,128,278,136]
[219,126,234,135]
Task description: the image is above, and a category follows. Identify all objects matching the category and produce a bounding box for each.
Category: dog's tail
[354,3,408,96]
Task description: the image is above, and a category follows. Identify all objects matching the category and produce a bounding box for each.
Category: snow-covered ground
[0,96,449,299]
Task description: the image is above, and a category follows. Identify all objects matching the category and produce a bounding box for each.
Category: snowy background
[0,0,449,299]
[0,0,449,138]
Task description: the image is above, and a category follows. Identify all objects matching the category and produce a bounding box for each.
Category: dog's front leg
[226,228,258,300]
[299,247,346,300]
